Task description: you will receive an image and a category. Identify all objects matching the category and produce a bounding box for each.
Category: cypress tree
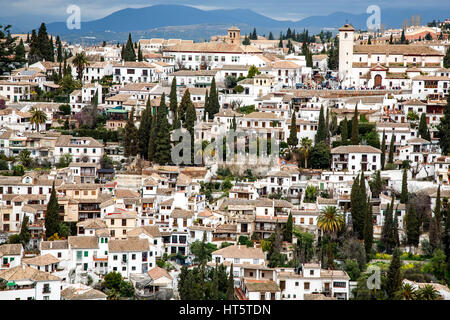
[179,89,192,122]
[148,115,157,162]
[45,182,60,238]
[123,107,139,157]
[184,98,196,164]
[418,113,431,141]
[203,90,209,121]
[350,174,361,236]
[405,204,420,249]
[436,94,450,155]
[443,203,450,262]
[138,99,153,159]
[268,32,274,40]
[137,44,143,62]
[393,205,400,247]
[154,93,172,164]
[381,197,395,253]
[208,77,220,119]
[231,115,237,131]
[381,129,386,170]
[227,264,235,300]
[357,170,367,240]
[48,35,55,62]
[284,212,293,242]
[278,32,283,48]
[56,36,63,62]
[15,39,26,65]
[315,106,326,143]
[341,116,348,142]
[325,108,330,141]
[124,33,136,61]
[385,248,402,299]
[363,198,374,259]
[388,135,395,164]
[19,215,31,247]
[169,77,178,120]
[400,169,408,204]
[370,170,382,198]
[429,185,443,250]
[351,104,359,145]
[287,110,298,148]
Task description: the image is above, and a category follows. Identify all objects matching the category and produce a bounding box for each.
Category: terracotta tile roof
[0,265,60,281]
[23,254,60,266]
[0,244,23,257]
[212,245,264,259]
[331,145,381,154]
[61,285,107,300]
[76,219,107,229]
[171,208,194,219]
[127,226,162,238]
[244,279,280,292]
[148,266,173,280]
[68,236,99,249]
[40,240,69,250]
[164,42,262,54]
[108,238,149,252]
[354,44,443,56]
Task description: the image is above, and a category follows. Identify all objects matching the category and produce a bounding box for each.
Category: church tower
[338,24,355,86]
[227,26,241,45]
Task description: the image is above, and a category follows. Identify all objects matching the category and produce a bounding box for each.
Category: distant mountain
[39,4,450,43]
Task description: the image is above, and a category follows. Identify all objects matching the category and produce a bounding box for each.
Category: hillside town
[0,16,450,302]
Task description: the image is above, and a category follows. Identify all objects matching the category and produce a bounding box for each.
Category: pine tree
[37,23,52,61]
[138,99,153,159]
[15,39,26,65]
[315,106,326,143]
[400,169,408,204]
[351,104,359,145]
[405,204,420,248]
[154,93,172,164]
[385,248,402,299]
[437,94,450,155]
[124,33,136,61]
[268,32,274,40]
[45,182,60,238]
[381,129,386,170]
[227,264,235,300]
[123,107,139,157]
[363,198,374,259]
[287,110,298,148]
[341,117,348,142]
[388,134,395,164]
[251,28,257,40]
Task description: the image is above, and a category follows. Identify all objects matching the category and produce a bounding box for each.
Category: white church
[338,24,445,90]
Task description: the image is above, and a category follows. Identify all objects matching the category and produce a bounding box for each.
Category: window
[310,270,314,276]
[234,258,240,264]
[132,254,136,260]
[333,281,346,288]
[113,255,118,260]
[84,251,88,257]
[76,251,82,260]
[304,282,310,290]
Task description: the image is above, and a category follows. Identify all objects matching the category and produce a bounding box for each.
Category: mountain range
[4,4,448,43]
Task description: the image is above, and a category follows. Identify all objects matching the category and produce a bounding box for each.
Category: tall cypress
[400,169,408,204]
[227,264,235,300]
[385,248,402,299]
[45,182,60,238]
[287,110,298,148]
[341,116,348,142]
[203,90,209,121]
[381,197,395,253]
[315,106,326,143]
[405,204,420,248]
[436,94,450,155]
[350,174,361,236]
[184,97,196,164]
[418,113,431,141]
[363,198,374,259]
[388,134,395,164]
[138,99,153,159]
[123,107,139,157]
[148,115,157,162]
[154,93,172,164]
[357,170,367,240]
[169,77,178,120]
[208,77,220,119]
[124,33,136,61]
[351,104,359,145]
[381,129,386,170]
[179,89,192,123]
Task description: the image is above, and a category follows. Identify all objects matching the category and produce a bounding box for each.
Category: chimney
[50,242,53,249]
[122,60,125,66]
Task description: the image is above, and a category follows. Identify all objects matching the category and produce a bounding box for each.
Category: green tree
[381,198,396,254]
[0,25,25,73]
[179,89,192,122]
[137,44,143,62]
[315,106,326,143]
[58,153,72,168]
[350,174,362,236]
[227,263,235,300]
[169,77,178,122]
[247,65,260,78]
[138,100,153,159]
[242,35,250,45]
[405,204,420,249]
[388,134,395,164]
[400,169,408,204]
[309,141,330,169]
[284,212,293,242]
[351,104,359,144]
[184,97,197,164]
[123,33,136,61]
[18,150,32,167]
[104,271,123,291]
[363,198,374,259]
[385,248,402,299]
[369,170,382,198]
[154,93,172,164]
[341,117,348,142]
[18,215,31,247]
[122,107,139,157]
[207,77,220,120]
[45,182,60,239]
[429,185,443,251]
[148,115,157,162]
[299,137,312,168]
[417,284,442,300]
[418,113,431,141]
[380,129,386,170]
[287,110,298,149]
[268,32,274,40]
[437,94,450,155]
[30,107,48,131]
[73,52,89,81]
[444,47,450,69]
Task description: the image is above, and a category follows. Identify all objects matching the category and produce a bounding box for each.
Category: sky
[0,0,448,27]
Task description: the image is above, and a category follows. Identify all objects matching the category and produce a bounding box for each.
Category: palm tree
[18,150,32,168]
[73,52,89,81]
[417,285,441,300]
[30,107,47,132]
[396,283,417,300]
[299,137,312,168]
[317,206,345,235]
